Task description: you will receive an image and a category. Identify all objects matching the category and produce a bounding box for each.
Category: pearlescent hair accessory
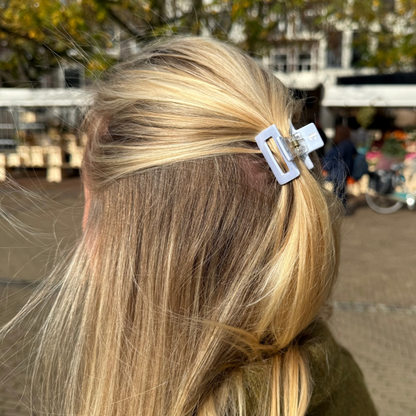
[255,121,324,185]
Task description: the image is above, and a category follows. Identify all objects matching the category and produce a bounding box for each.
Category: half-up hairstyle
[20,36,342,416]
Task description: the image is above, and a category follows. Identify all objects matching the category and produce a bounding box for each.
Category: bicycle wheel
[365,191,404,214]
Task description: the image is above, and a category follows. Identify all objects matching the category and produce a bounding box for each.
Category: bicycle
[365,163,416,214]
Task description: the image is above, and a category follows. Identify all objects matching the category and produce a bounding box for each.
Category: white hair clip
[255,121,324,185]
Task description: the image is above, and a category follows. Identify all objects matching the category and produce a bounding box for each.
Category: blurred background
[0,1,416,415]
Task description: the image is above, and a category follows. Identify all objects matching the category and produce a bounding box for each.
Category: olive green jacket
[305,320,378,416]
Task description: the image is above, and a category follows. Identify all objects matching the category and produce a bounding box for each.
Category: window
[326,31,342,68]
[271,53,288,72]
[351,31,369,67]
[64,68,82,89]
[298,53,312,71]
[270,43,318,73]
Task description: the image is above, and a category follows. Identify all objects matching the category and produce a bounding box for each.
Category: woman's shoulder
[303,319,378,416]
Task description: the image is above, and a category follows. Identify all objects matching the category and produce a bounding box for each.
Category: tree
[323,0,416,70]
[1,0,416,87]
[0,0,218,87]
[0,0,114,86]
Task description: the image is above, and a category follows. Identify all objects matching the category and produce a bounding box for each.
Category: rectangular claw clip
[255,122,324,185]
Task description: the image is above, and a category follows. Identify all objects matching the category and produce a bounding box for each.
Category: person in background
[324,125,357,208]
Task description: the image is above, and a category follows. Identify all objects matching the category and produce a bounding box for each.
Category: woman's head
[41,36,340,416]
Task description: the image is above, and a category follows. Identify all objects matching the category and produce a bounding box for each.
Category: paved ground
[0,174,83,416]
[329,197,416,416]
[0,174,415,415]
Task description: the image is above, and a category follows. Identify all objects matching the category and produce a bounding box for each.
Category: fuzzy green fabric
[225,319,377,415]
[304,320,378,416]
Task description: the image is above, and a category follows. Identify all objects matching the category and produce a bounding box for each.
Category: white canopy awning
[322,85,416,107]
[0,88,90,107]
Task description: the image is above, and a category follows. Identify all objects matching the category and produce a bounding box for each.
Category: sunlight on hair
[1,36,342,416]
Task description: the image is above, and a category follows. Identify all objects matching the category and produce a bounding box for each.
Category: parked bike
[366,163,416,214]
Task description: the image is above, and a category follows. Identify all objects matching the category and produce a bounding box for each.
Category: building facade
[260,5,416,139]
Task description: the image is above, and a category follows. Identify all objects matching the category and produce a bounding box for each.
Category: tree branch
[0,24,63,56]
[107,8,144,38]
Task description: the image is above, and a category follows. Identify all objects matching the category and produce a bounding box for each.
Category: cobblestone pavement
[1,177,416,416]
[329,198,416,416]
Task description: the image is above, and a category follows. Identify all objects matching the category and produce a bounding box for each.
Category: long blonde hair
[6,36,341,416]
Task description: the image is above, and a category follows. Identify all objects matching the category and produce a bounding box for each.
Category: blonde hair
[6,36,341,416]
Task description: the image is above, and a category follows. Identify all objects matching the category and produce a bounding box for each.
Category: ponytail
[2,36,341,416]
